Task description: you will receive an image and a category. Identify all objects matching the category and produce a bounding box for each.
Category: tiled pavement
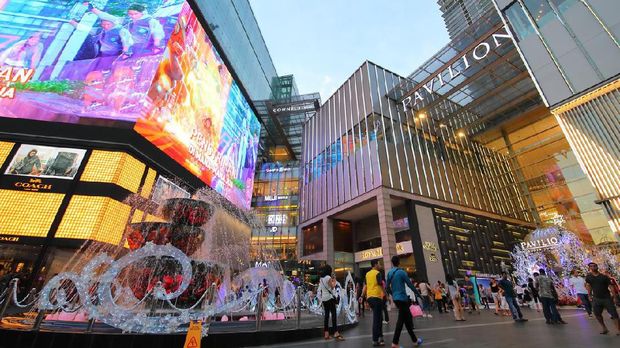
[253,306,619,348]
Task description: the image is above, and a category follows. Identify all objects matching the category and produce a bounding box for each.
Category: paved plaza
[256,307,618,348]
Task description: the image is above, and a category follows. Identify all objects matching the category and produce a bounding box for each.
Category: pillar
[322,217,335,266]
[377,190,397,272]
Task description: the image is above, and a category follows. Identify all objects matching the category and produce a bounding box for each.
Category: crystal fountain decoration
[35,190,299,334]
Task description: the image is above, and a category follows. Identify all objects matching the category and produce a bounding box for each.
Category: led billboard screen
[0,0,184,122]
[135,4,260,209]
[0,1,260,209]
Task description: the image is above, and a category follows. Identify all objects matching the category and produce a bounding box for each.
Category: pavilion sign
[520,236,560,251]
[399,26,513,110]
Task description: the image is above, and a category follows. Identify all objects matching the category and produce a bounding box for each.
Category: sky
[249,0,451,100]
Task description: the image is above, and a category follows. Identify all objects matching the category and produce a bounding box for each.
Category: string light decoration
[511,226,619,304]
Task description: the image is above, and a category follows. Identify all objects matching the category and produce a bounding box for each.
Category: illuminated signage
[355,241,414,262]
[267,214,288,225]
[265,167,292,173]
[0,236,19,242]
[264,195,289,202]
[400,27,513,110]
[14,178,52,192]
[269,102,317,115]
[422,241,438,252]
[429,253,438,262]
[520,237,560,251]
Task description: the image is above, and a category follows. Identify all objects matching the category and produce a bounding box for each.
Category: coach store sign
[355,241,414,262]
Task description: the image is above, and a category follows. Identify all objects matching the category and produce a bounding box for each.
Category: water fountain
[0,187,358,344]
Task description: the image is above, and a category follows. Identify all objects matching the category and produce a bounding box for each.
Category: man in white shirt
[569,269,592,317]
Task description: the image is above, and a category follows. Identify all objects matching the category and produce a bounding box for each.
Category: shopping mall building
[299,0,620,282]
[0,0,303,287]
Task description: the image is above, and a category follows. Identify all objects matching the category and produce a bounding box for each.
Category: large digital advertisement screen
[135,4,260,209]
[0,1,260,209]
[0,0,184,122]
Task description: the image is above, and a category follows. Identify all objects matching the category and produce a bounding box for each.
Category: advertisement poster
[135,3,260,209]
[151,176,190,204]
[0,0,184,123]
[5,144,86,179]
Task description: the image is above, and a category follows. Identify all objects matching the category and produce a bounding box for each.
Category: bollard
[255,291,262,332]
[85,318,96,333]
[31,309,46,331]
[296,287,302,329]
[0,279,17,319]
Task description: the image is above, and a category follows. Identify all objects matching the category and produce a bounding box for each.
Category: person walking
[447,275,465,321]
[386,256,423,347]
[585,262,620,335]
[528,276,541,312]
[319,265,345,341]
[362,259,385,346]
[537,269,566,325]
[498,272,527,322]
[569,269,592,317]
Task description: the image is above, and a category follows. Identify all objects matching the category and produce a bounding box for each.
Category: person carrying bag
[319,265,344,341]
[386,256,424,347]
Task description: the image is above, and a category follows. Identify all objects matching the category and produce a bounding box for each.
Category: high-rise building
[299,1,618,283]
[493,0,620,242]
[251,75,321,275]
[438,0,495,39]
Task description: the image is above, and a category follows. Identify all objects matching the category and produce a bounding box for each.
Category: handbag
[321,277,340,305]
[409,304,424,318]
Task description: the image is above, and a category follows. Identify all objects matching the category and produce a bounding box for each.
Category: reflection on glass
[504,3,536,41]
[523,0,556,27]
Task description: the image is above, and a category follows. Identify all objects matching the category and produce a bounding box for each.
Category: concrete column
[377,190,397,272]
[415,205,447,283]
[322,217,335,266]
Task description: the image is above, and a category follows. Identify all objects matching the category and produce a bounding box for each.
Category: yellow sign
[183,320,202,348]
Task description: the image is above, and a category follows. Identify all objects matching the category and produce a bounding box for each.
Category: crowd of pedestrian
[315,260,620,346]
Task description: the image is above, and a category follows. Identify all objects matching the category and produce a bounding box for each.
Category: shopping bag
[409,304,424,318]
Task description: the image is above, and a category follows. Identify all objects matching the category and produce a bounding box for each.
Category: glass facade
[301,61,533,224]
[196,0,278,101]
[252,161,300,261]
[250,75,321,273]
[495,0,620,242]
[498,0,620,106]
[438,0,495,39]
